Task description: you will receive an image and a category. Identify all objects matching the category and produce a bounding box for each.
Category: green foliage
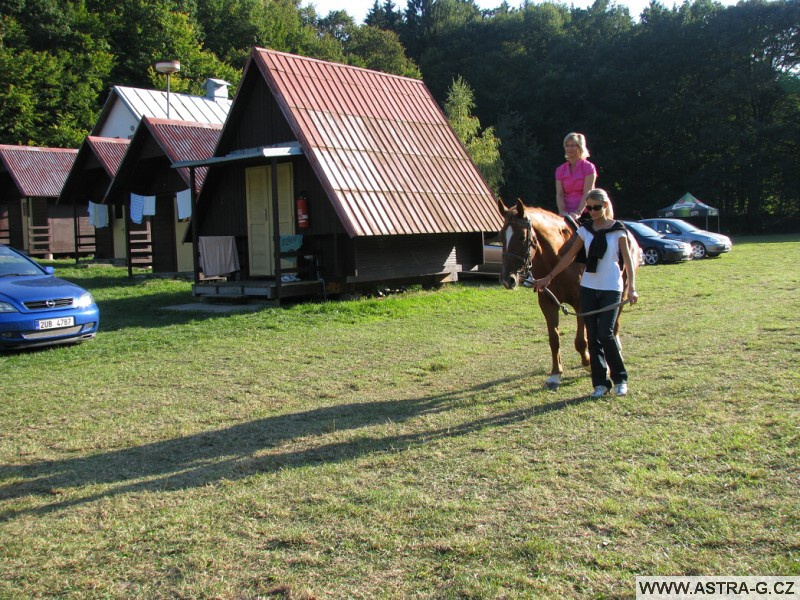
[343,25,421,78]
[444,75,504,193]
[0,0,797,227]
[411,0,800,228]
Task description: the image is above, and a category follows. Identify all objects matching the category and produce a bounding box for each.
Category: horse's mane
[523,206,573,248]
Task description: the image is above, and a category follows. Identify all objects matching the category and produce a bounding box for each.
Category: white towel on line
[88,202,109,228]
[198,236,240,277]
[142,195,156,216]
[176,189,192,220]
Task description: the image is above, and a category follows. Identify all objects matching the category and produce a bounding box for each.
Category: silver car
[640,218,732,259]
[462,236,502,276]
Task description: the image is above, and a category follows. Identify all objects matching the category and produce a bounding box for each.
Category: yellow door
[245,163,294,276]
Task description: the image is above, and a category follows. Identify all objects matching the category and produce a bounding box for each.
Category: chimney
[204,78,231,102]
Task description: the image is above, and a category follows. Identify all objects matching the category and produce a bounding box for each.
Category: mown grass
[1,235,799,598]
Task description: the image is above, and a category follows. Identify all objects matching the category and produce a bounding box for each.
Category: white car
[640,218,732,259]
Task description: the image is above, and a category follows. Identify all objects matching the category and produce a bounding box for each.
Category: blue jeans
[580,287,627,389]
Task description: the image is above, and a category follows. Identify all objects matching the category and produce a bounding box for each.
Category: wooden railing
[76,232,96,255]
[129,229,153,268]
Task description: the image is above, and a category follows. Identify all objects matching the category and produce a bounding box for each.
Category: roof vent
[204,78,231,102]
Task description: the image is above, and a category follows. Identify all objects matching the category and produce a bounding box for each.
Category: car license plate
[36,316,75,330]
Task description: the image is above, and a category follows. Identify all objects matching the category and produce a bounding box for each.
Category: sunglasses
[586,204,605,211]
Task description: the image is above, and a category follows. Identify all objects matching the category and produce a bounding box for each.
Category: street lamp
[155,60,181,119]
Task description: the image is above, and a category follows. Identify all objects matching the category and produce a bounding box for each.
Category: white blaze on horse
[497,199,640,389]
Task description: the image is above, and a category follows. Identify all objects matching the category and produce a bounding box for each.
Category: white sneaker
[614,382,628,396]
[590,385,609,398]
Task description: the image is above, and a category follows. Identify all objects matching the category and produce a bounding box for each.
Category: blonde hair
[564,132,590,159]
[586,188,614,219]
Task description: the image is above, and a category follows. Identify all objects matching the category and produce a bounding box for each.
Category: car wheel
[643,248,661,265]
[691,242,706,259]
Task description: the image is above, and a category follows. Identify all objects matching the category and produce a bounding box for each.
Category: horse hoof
[545,375,562,390]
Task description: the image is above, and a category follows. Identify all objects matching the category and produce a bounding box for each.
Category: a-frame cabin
[185,48,502,301]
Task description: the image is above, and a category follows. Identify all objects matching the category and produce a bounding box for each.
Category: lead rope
[522,271,632,318]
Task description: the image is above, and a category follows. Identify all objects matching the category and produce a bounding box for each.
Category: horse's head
[497,198,539,290]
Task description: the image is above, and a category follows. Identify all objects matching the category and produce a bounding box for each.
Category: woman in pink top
[555,132,597,218]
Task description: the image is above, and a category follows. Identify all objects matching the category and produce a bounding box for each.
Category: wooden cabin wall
[349,233,483,282]
[0,177,23,249]
[150,194,177,272]
[0,203,12,245]
[95,227,114,259]
[228,75,296,150]
[199,165,247,237]
[48,203,78,254]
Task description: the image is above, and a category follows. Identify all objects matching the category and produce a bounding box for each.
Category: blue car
[0,245,99,350]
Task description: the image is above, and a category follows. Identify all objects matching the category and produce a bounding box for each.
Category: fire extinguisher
[296,193,310,229]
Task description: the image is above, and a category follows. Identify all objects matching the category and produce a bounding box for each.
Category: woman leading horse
[498,190,640,395]
[532,189,639,397]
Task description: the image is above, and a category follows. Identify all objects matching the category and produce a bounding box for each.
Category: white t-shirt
[577,227,627,292]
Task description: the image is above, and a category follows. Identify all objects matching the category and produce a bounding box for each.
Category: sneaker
[590,385,609,398]
[614,382,628,396]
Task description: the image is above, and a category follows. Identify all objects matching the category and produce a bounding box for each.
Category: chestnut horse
[497,198,639,389]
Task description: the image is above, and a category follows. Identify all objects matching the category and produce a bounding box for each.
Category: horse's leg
[539,296,563,388]
[575,315,590,370]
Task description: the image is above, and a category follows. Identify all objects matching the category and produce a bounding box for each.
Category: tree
[0,1,114,146]
[317,9,356,43]
[195,0,266,67]
[444,76,503,193]
[343,25,421,78]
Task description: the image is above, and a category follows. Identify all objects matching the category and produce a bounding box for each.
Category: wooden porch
[192,277,326,302]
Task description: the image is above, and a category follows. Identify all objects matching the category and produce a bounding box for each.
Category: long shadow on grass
[0,379,597,520]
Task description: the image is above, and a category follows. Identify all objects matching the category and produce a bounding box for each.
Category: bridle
[502,216,538,279]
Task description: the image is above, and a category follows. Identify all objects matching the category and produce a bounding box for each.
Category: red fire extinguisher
[296,193,310,229]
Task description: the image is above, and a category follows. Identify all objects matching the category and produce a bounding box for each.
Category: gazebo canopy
[656,193,720,230]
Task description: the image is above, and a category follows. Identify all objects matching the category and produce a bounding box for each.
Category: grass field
[1,235,799,598]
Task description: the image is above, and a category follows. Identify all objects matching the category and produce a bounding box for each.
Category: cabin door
[245,163,294,277]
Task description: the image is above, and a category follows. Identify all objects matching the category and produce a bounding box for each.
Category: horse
[497,198,639,389]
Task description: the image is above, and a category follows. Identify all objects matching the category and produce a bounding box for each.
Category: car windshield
[672,220,700,232]
[0,247,45,277]
[625,221,660,238]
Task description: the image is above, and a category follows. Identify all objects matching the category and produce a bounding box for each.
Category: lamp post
[155,60,181,119]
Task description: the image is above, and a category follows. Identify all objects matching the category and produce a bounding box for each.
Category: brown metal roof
[105,118,222,203]
[141,118,222,189]
[58,137,130,205]
[0,145,77,198]
[252,48,502,237]
[86,137,131,177]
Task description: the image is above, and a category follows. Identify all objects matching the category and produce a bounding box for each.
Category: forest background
[1,0,798,232]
